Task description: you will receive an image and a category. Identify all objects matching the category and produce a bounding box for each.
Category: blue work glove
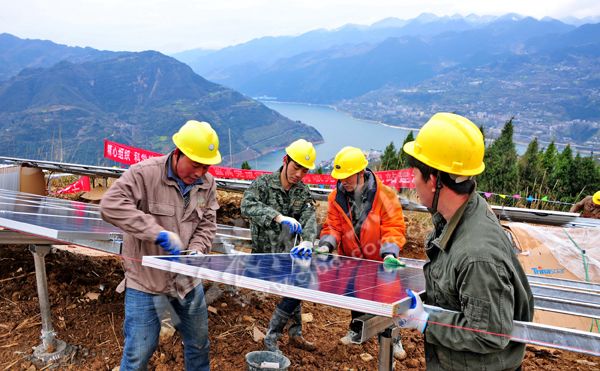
[290,241,313,257]
[275,215,303,234]
[155,231,183,255]
[394,289,429,333]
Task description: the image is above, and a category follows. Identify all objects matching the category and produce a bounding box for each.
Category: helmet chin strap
[282,156,294,190]
[284,157,290,185]
[174,149,181,178]
[428,171,443,214]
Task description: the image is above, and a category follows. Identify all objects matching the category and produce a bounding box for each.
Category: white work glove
[275,215,303,234]
[315,239,330,254]
[394,289,429,333]
[187,250,204,256]
[290,240,313,257]
[155,231,183,255]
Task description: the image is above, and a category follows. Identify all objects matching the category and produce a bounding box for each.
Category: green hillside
[0,50,322,164]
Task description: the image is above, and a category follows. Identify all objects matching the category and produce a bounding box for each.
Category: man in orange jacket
[317,146,408,359]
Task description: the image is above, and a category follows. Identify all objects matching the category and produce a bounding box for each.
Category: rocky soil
[0,191,598,370]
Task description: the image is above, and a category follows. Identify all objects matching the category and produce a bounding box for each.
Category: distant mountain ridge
[172,14,573,93]
[173,13,501,81]
[0,47,321,164]
[0,33,123,82]
[201,16,575,103]
[336,23,600,148]
[169,13,600,148]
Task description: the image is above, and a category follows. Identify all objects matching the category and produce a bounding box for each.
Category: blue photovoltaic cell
[0,189,121,249]
[143,253,426,316]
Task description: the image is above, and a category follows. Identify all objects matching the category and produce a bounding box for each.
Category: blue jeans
[120,286,210,371]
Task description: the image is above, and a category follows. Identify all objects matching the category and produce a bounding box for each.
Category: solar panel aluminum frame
[142,254,416,318]
[0,213,119,241]
[0,189,123,254]
[0,213,122,254]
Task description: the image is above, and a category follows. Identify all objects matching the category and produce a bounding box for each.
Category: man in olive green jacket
[397,112,534,370]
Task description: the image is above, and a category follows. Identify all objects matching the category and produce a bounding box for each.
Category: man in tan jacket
[100,120,221,371]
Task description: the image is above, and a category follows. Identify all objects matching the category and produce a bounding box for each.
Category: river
[250,101,550,171]
[252,101,416,171]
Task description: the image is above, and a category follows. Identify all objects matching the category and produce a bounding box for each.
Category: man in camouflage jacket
[241,139,318,353]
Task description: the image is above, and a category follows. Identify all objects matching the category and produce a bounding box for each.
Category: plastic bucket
[245,351,291,370]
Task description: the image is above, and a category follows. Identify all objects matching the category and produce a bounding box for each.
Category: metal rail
[3,156,599,227]
[527,275,600,293]
[352,310,600,356]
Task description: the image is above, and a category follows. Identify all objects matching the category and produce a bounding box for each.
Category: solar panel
[0,189,254,255]
[0,189,122,253]
[142,253,425,317]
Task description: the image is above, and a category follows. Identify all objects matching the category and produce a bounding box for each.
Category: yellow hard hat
[285,139,316,169]
[172,120,222,165]
[593,191,600,205]
[403,112,485,176]
[331,146,368,180]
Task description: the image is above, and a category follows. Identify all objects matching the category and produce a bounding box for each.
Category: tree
[478,125,485,143]
[399,131,414,168]
[380,141,400,170]
[517,138,542,194]
[534,140,558,198]
[551,145,575,201]
[571,153,600,201]
[540,141,558,175]
[241,161,251,170]
[478,118,518,194]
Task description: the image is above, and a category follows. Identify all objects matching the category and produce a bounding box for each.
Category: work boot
[393,336,407,360]
[264,307,290,353]
[288,306,316,351]
[339,330,358,345]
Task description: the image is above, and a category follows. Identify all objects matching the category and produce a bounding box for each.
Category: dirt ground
[0,191,599,370]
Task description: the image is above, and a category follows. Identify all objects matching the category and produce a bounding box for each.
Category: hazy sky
[2,0,600,53]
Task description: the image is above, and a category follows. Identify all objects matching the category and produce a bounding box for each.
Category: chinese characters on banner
[104,139,162,165]
[103,140,415,189]
[374,169,415,190]
[209,166,270,180]
[56,176,91,194]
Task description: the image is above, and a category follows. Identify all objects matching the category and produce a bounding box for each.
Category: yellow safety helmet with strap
[172,120,222,165]
[403,112,485,176]
[593,191,600,205]
[285,139,316,169]
[331,146,368,180]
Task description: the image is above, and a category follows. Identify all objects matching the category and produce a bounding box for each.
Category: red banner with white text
[103,140,414,189]
[104,139,162,165]
[373,169,415,189]
[56,176,91,194]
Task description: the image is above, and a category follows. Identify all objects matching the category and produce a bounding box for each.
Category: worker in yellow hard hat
[570,190,600,219]
[101,119,220,369]
[396,113,534,370]
[241,138,318,353]
[318,146,408,359]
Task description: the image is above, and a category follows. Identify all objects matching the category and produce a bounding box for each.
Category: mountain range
[0,40,321,165]
[172,14,600,148]
[174,15,577,103]
[2,13,600,161]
